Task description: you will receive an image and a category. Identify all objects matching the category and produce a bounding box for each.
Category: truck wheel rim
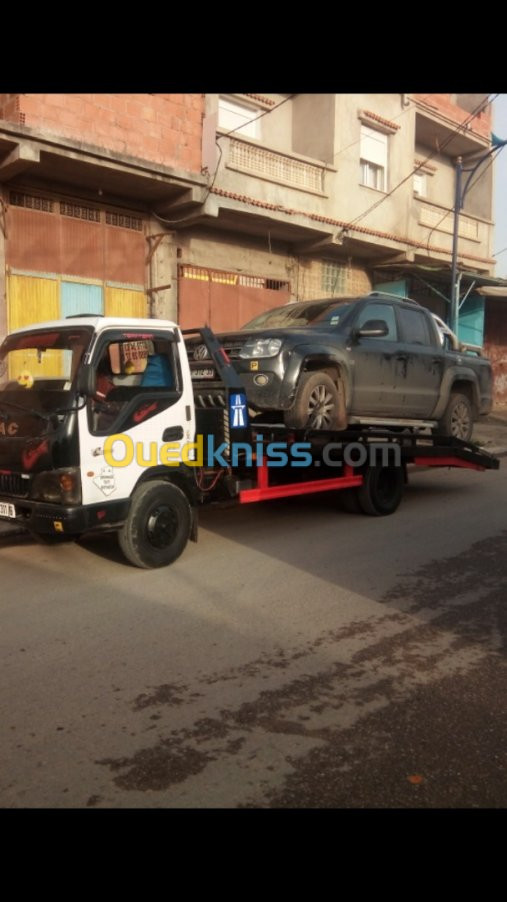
[451,402,471,439]
[308,385,334,428]
[146,504,178,548]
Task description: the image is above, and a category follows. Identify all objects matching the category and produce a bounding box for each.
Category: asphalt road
[1,463,506,808]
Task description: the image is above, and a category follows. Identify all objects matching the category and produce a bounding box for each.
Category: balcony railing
[227,137,326,194]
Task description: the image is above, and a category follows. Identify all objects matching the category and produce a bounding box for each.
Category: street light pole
[450,156,463,335]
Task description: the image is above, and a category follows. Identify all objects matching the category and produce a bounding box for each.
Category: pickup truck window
[398,307,434,346]
[355,303,397,340]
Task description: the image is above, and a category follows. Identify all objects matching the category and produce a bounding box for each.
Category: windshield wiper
[0,398,51,422]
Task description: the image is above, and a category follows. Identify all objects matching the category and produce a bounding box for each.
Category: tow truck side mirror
[76,365,95,396]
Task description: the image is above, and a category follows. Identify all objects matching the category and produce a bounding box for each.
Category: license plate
[191,368,215,379]
[0,502,16,518]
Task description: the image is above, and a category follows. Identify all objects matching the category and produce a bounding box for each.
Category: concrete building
[1,92,506,400]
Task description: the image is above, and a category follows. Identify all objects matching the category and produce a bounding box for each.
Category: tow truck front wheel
[118,480,192,569]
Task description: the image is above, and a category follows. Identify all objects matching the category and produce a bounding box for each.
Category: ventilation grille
[229,138,325,192]
[60,202,101,222]
[322,262,347,294]
[9,191,143,230]
[10,191,53,213]
[180,265,289,291]
[106,212,143,231]
[0,473,29,497]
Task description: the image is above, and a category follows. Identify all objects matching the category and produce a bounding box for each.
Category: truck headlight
[239,338,282,359]
[31,468,82,505]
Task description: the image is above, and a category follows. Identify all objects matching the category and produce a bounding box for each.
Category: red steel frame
[412,456,485,471]
[239,461,363,504]
[239,454,486,504]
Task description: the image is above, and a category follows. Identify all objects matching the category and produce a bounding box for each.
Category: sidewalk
[472,409,507,457]
[1,413,507,538]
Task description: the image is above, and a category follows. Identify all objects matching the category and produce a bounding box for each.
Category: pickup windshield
[242,300,353,330]
[0,327,92,415]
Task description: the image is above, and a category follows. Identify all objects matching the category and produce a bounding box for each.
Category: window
[355,303,397,340]
[89,335,178,435]
[413,171,427,197]
[398,307,433,345]
[218,98,260,139]
[360,125,387,190]
[322,262,347,294]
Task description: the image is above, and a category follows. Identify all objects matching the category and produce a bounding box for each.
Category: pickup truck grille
[0,473,29,497]
[219,341,243,359]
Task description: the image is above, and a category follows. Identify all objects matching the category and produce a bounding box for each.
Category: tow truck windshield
[0,326,92,421]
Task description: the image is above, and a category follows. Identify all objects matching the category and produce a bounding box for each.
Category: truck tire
[438,392,474,441]
[118,480,192,569]
[338,488,362,514]
[285,371,342,430]
[357,465,404,516]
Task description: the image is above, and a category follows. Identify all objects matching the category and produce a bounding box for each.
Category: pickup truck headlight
[239,338,282,359]
[31,468,82,505]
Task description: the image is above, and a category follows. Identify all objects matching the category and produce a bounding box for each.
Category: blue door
[458,294,485,347]
[61,282,103,318]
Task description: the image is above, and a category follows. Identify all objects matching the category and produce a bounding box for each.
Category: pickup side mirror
[76,365,95,396]
[355,319,389,339]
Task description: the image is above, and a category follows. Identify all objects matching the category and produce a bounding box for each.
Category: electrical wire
[331,94,433,163]
[216,94,295,142]
[424,119,503,254]
[342,94,497,240]
[151,95,293,227]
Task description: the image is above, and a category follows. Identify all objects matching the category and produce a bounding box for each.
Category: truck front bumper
[0,495,131,536]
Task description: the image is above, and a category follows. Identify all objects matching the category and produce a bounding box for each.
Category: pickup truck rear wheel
[118,480,191,569]
[357,465,404,516]
[439,392,473,441]
[285,372,342,430]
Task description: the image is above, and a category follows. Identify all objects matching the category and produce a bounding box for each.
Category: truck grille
[219,341,243,359]
[0,473,29,497]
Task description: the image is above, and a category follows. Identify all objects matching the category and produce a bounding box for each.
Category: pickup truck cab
[192,292,493,440]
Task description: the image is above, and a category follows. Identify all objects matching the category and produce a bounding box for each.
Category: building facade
[1,92,506,400]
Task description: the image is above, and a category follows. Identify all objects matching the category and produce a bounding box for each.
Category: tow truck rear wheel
[118,480,192,569]
[357,465,404,516]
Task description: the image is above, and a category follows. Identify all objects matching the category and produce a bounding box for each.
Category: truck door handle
[162,426,184,441]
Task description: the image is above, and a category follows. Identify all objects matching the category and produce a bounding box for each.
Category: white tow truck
[0,315,500,568]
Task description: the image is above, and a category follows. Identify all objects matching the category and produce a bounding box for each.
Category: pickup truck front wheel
[439,392,474,441]
[285,372,342,430]
[118,480,192,569]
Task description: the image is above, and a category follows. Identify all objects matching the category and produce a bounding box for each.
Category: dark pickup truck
[186,292,493,441]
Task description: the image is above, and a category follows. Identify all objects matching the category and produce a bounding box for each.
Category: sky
[493,93,507,278]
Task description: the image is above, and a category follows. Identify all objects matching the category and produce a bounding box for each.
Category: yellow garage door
[105,286,147,318]
[7,274,62,379]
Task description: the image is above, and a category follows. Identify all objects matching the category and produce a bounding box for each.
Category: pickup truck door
[394,305,444,417]
[347,301,405,416]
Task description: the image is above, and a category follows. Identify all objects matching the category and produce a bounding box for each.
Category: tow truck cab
[0,317,207,540]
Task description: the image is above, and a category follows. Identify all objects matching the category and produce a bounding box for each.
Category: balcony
[226,136,327,196]
[414,94,491,157]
